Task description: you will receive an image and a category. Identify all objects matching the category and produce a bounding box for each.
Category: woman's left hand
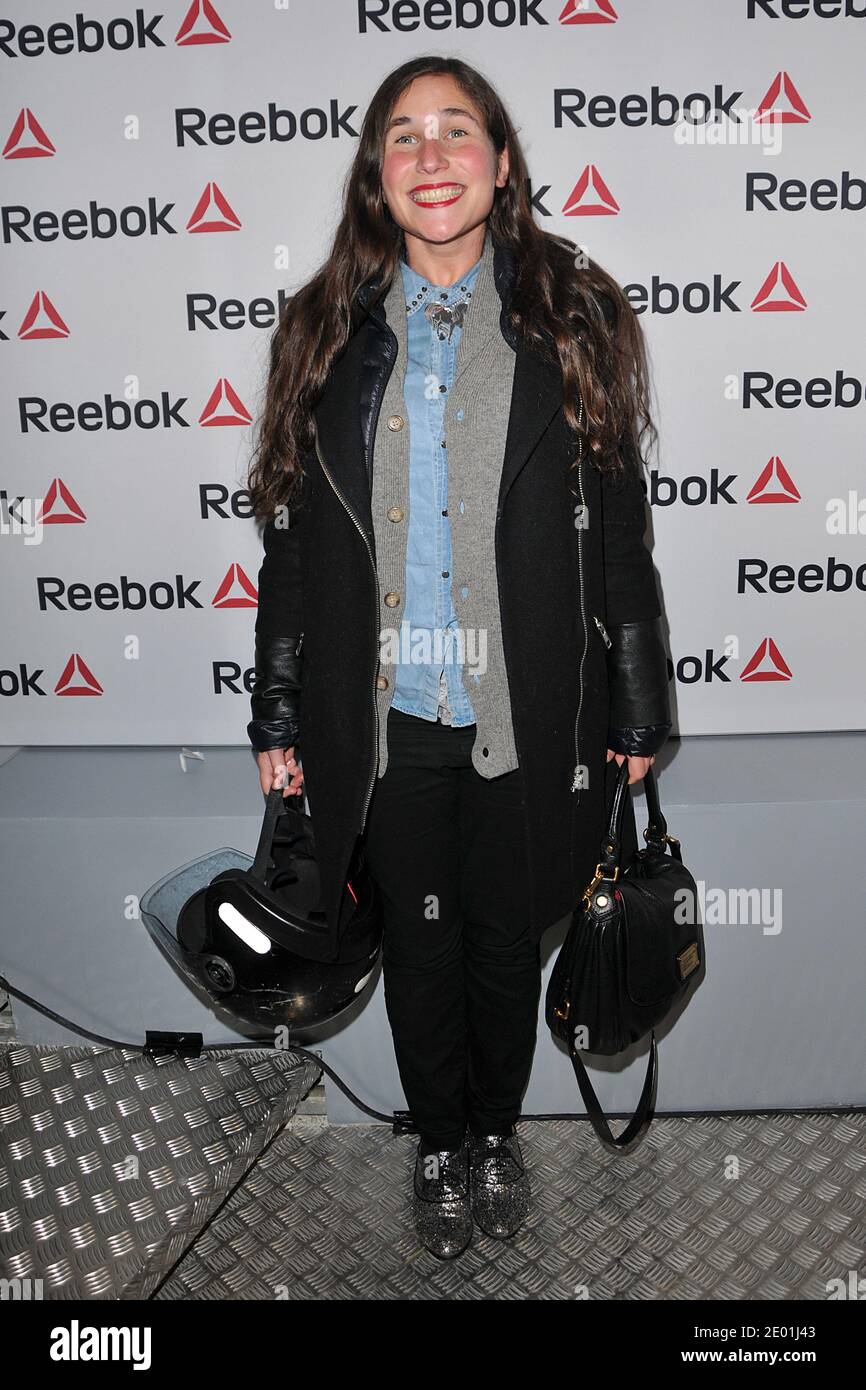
[606,749,655,784]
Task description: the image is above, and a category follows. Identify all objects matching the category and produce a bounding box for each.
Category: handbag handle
[598,758,673,877]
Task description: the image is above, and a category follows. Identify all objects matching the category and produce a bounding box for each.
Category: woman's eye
[393,127,469,145]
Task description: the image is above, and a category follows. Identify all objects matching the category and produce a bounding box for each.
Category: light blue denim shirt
[389,250,484,727]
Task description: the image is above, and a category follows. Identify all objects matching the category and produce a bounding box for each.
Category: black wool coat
[250,236,671,957]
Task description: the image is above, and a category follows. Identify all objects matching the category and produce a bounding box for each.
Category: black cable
[0,975,397,1125]
[3,972,635,1132]
[3,977,862,1135]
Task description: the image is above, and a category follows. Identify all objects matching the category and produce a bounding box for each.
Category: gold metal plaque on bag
[677,941,699,979]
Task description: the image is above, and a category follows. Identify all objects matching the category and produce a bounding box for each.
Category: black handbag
[545,758,704,1152]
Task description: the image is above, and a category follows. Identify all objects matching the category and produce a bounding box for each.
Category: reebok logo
[358,0,547,32]
[36,565,258,613]
[747,0,866,17]
[176,102,359,147]
[2,185,241,243]
[0,4,231,57]
[738,556,866,593]
[0,10,165,57]
[17,383,252,432]
[741,371,866,407]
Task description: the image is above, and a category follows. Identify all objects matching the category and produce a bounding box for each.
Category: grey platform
[0,1044,320,1300]
[2,1039,863,1300]
[154,1110,866,1302]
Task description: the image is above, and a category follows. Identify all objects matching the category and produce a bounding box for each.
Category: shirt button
[442,508,448,516]
[384,591,401,607]
[482,747,489,757]
[387,506,404,522]
[387,415,404,431]
[441,571,449,578]
[376,675,389,690]
[457,409,465,421]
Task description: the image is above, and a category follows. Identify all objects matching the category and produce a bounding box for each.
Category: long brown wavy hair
[247,54,657,520]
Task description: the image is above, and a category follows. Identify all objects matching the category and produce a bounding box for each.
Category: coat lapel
[498,332,565,508]
[312,326,374,542]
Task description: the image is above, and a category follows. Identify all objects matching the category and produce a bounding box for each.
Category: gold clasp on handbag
[581,861,618,908]
[643,828,680,848]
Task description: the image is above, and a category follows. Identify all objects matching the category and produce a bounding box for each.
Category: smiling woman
[382,79,509,252]
[245,54,671,1260]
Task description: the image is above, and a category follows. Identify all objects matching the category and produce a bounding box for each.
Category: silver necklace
[424,297,469,342]
[406,282,474,342]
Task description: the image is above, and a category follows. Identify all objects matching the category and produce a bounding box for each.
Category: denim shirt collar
[399,243,485,319]
[355,227,522,351]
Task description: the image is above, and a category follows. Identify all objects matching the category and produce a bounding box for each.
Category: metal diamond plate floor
[155,1110,866,1301]
[0,1044,321,1300]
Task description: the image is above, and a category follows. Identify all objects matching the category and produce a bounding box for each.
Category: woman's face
[380,74,509,247]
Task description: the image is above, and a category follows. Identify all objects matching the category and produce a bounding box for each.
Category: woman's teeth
[409,186,464,204]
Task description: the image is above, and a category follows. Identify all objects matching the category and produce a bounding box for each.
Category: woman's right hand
[256,746,305,799]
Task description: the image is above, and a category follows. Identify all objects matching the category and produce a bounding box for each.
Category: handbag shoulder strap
[568,1030,658,1151]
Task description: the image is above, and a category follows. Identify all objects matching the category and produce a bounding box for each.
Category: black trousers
[360,706,542,1151]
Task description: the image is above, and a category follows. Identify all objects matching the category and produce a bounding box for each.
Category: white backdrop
[2,0,863,744]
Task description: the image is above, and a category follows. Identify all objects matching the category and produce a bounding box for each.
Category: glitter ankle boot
[411,1140,472,1259]
[466,1129,530,1239]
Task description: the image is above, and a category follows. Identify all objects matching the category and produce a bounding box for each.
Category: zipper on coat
[312,423,381,836]
[594,615,612,649]
[571,402,589,799]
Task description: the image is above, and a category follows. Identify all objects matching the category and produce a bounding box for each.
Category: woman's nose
[416,140,448,168]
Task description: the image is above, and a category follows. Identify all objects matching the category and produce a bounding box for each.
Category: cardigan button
[386,415,405,431]
[376,675,389,690]
[384,591,401,607]
[387,506,404,522]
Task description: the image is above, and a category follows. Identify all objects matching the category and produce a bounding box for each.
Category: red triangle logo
[755,71,811,125]
[187,181,241,233]
[2,108,56,159]
[199,378,252,426]
[560,0,617,22]
[176,0,232,45]
[55,654,104,696]
[751,261,807,312]
[740,637,792,682]
[212,563,259,608]
[19,291,70,340]
[746,456,801,504]
[37,479,87,524]
[563,165,620,217]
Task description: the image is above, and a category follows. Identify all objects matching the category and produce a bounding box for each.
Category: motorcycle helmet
[139,787,382,1032]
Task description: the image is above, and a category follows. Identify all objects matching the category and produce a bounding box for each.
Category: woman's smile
[408,183,466,207]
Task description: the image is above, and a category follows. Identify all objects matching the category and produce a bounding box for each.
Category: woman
[245,56,671,1260]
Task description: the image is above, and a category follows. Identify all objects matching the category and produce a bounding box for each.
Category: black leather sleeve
[247,632,303,752]
[247,471,310,753]
[594,314,671,755]
[600,467,672,756]
[605,618,672,757]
